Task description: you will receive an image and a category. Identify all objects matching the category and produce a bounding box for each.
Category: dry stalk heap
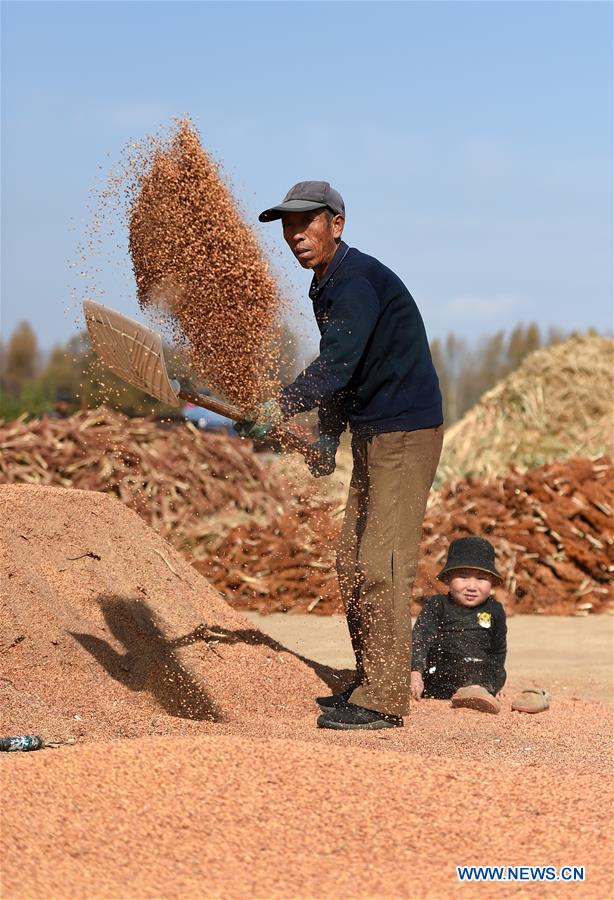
[0,411,286,548]
[3,411,610,617]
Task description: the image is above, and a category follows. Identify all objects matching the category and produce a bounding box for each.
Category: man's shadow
[71,595,353,722]
[186,622,354,692]
[71,595,223,721]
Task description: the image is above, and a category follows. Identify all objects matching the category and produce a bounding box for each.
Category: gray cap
[259,181,345,222]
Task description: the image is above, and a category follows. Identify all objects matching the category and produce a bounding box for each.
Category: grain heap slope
[0,483,323,742]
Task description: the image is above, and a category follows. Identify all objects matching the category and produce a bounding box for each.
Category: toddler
[411,536,506,714]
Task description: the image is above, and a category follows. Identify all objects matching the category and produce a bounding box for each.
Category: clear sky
[2,0,612,354]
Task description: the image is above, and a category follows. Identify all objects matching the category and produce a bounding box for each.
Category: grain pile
[4,730,612,899]
[201,456,613,617]
[438,335,614,483]
[0,410,286,548]
[2,483,613,898]
[0,482,324,742]
[128,117,283,408]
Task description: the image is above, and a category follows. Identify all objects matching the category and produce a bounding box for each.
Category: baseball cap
[258,181,345,222]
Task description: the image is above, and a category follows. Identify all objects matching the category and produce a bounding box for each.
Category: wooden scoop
[82,299,319,463]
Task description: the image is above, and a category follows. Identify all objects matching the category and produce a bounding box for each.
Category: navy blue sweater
[279,242,443,438]
[412,593,507,694]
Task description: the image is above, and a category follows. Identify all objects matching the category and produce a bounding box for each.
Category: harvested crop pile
[438,335,614,482]
[417,456,613,614]
[200,457,613,617]
[128,117,283,408]
[194,498,342,615]
[0,410,286,549]
[0,482,329,742]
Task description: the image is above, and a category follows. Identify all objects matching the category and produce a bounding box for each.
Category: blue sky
[2,0,612,356]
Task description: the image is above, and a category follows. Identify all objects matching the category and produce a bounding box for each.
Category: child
[411,536,506,714]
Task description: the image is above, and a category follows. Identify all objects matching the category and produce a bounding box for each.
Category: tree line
[430,324,601,424]
[0,319,601,424]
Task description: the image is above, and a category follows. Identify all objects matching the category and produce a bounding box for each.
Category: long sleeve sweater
[412,593,507,691]
[280,242,443,439]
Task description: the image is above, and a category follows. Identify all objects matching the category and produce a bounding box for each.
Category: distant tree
[505,323,541,374]
[434,334,469,424]
[4,321,39,390]
[546,326,567,346]
[466,330,506,408]
[430,338,450,423]
[525,322,541,355]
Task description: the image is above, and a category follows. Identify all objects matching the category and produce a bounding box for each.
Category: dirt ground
[243,611,614,704]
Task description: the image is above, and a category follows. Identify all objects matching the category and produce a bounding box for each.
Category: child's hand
[411,671,424,701]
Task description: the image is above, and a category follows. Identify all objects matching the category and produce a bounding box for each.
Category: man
[239,181,443,730]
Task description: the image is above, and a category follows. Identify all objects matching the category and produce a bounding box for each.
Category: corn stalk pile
[196,456,613,617]
[437,335,614,484]
[193,500,342,614]
[418,456,613,615]
[1,412,611,615]
[0,410,286,548]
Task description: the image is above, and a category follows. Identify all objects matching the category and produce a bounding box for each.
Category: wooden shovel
[82,299,319,464]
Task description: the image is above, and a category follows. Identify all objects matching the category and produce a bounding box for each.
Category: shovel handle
[178,387,242,421]
[177,388,320,465]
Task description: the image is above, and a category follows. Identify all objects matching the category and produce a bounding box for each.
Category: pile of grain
[3,484,613,899]
[0,483,325,743]
[0,410,286,549]
[128,118,284,409]
[437,335,614,483]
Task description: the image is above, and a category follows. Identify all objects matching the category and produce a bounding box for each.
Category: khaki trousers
[337,426,443,717]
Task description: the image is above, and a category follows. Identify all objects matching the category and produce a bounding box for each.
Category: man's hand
[307,434,338,478]
[235,399,283,441]
[410,671,424,701]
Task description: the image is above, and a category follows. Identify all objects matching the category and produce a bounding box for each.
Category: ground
[244,611,614,705]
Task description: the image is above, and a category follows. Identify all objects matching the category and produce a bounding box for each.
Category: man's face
[281,209,344,276]
[447,569,494,607]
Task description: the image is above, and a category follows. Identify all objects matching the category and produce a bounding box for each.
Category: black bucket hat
[437,536,502,584]
[259,181,345,222]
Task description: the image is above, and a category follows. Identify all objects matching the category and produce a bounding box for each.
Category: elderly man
[240,181,443,730]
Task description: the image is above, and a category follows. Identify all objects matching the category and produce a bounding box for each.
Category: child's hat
[437,536,502,584]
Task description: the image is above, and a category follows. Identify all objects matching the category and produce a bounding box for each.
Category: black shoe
[315,684,357,710]
[317,702,403,730]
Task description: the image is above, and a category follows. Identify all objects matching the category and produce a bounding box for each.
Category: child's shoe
[451,684,500,714]
[511,688,550,714]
